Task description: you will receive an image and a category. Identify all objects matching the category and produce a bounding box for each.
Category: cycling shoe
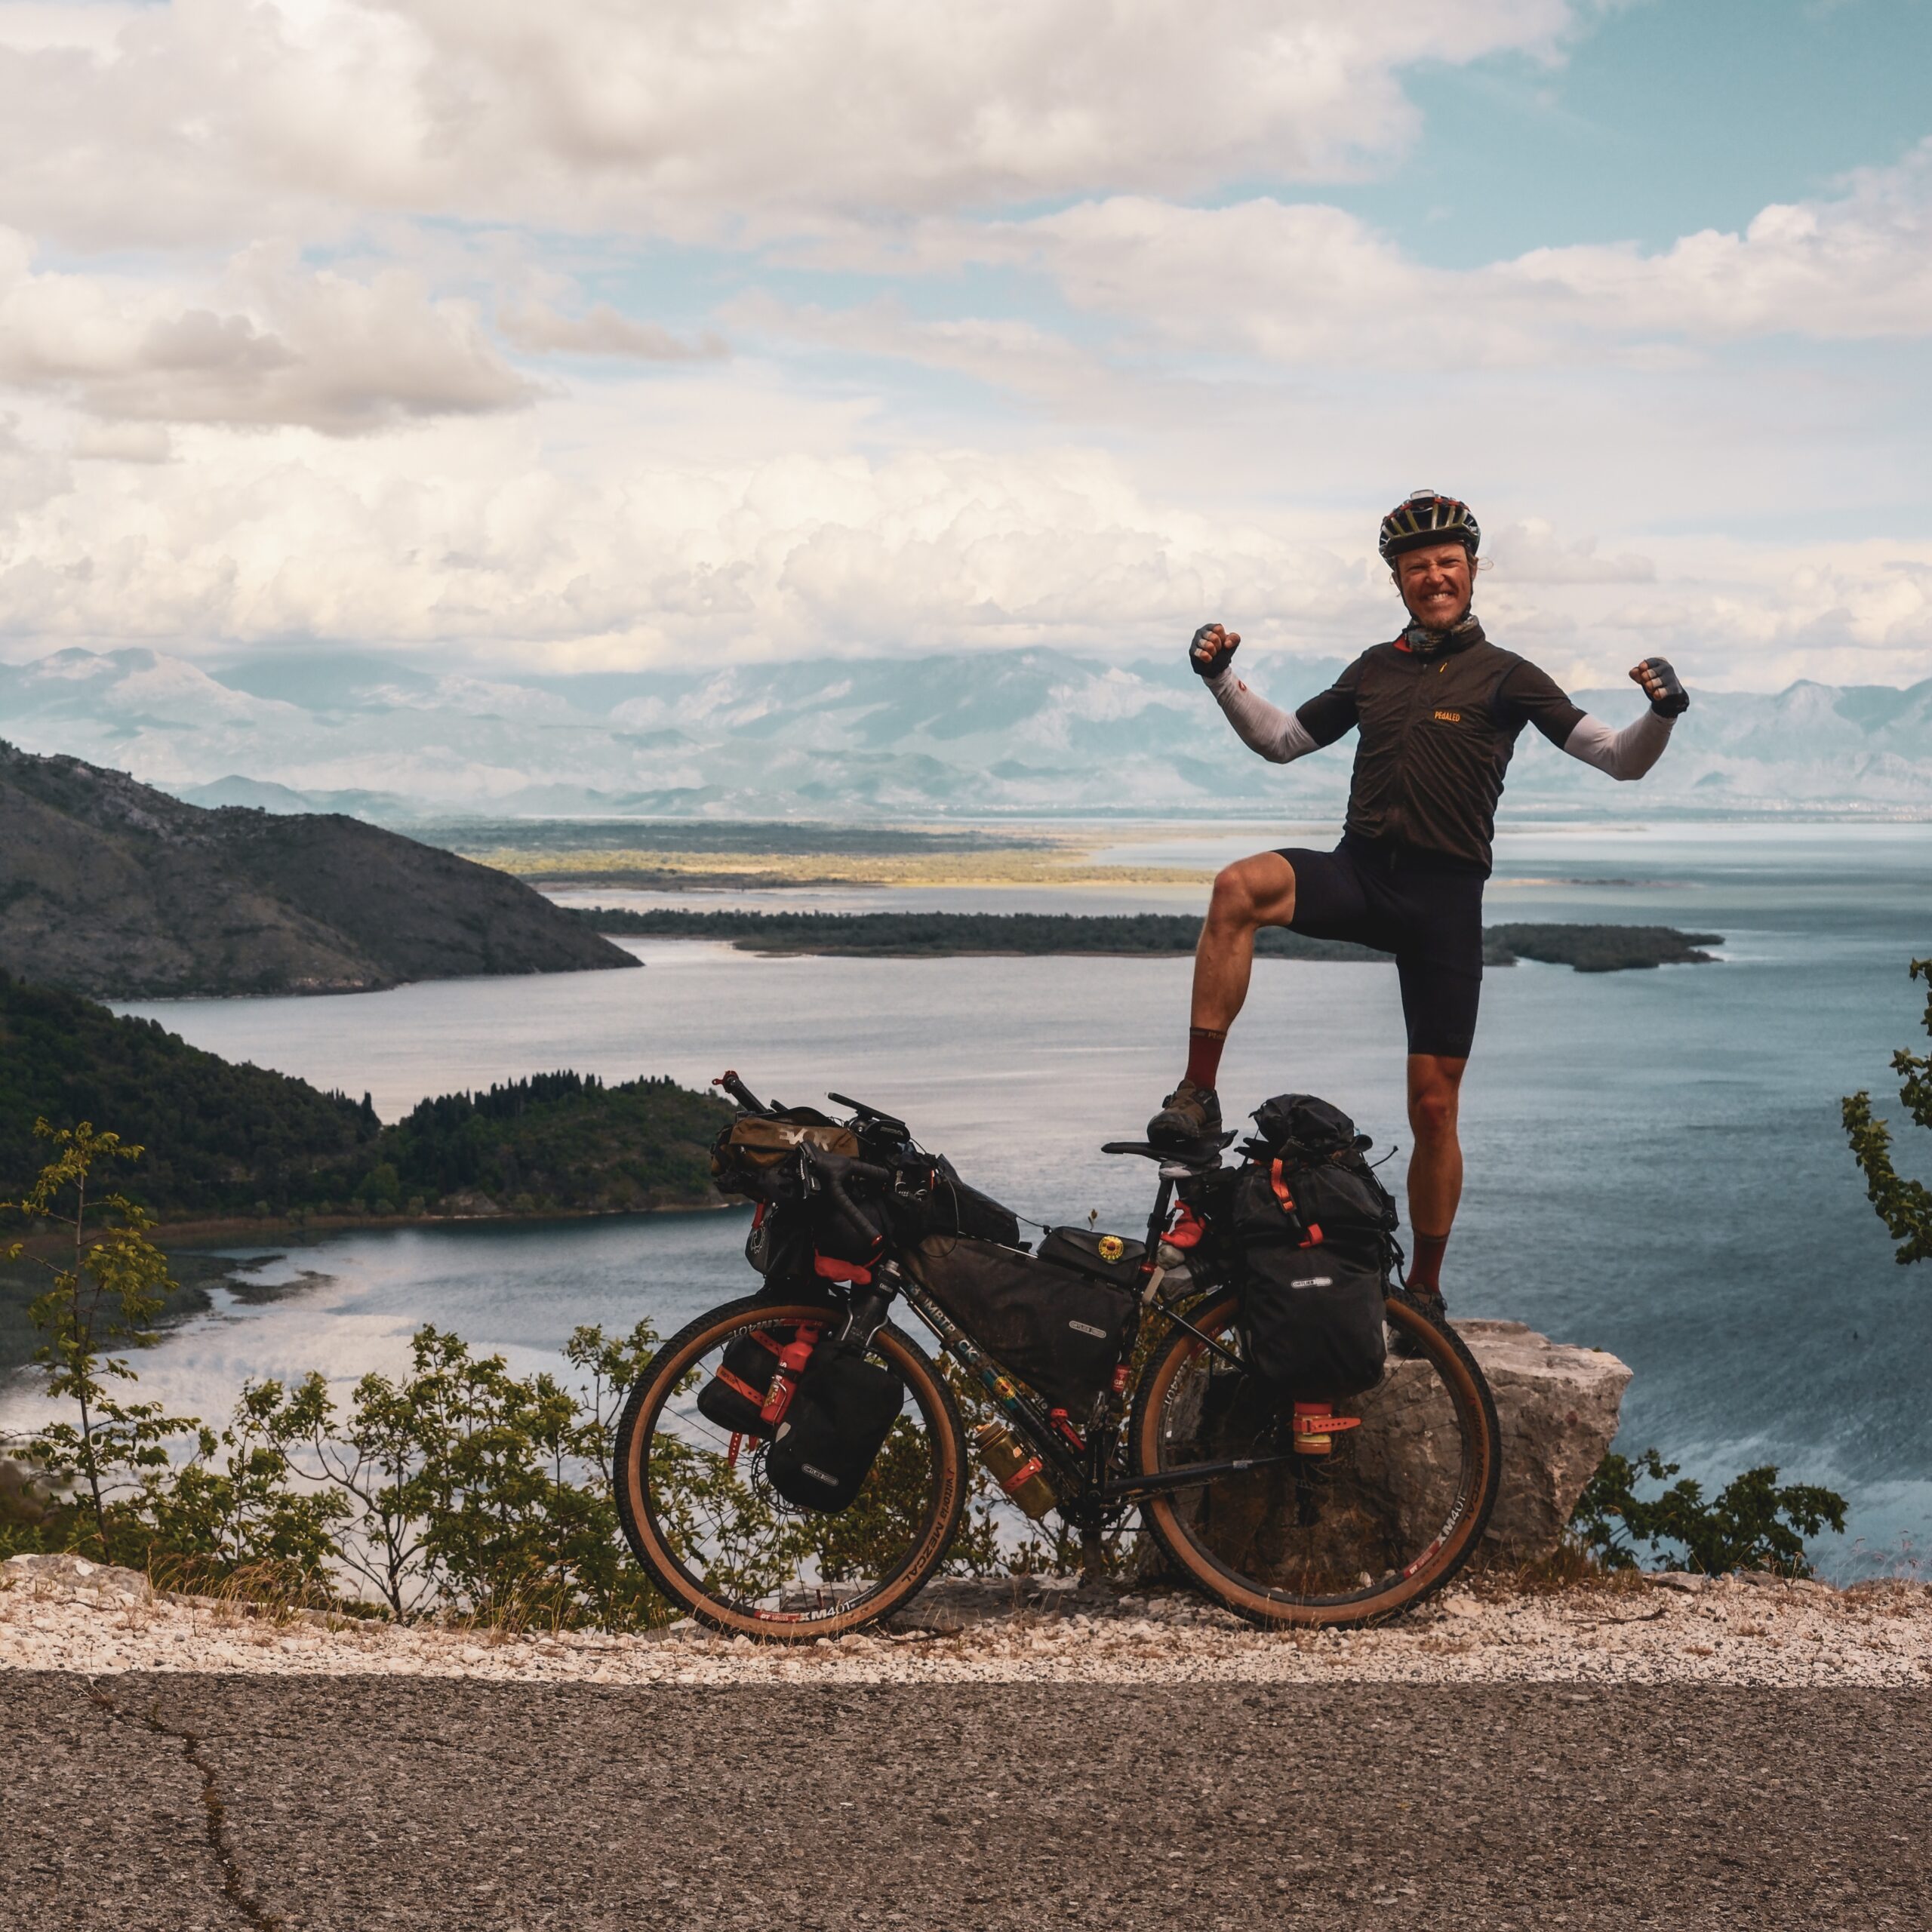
[1147,1078,1222,1147]
[1391,1284,1446,1358]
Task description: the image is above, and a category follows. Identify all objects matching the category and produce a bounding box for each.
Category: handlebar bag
[907,1236,1132,1412]
[1038,1226,1147,1292]
[1231,1155,1392,1401]
[712,1109,862,1201]
[765,1339,906,1512]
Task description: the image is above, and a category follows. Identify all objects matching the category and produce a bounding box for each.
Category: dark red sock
[1409,1232,1449,1294]
[1183,1026,1226,1091]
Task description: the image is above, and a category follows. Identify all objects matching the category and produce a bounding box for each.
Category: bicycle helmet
[1379,489,1480,563]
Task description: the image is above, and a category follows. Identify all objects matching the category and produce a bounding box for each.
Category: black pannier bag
[745,1201,814,1281]
[906,1236,1132,1411]
[1038,1226,1147,1293]
[696,1323,794,1439]
[764,1339,906,1512]
[1234,1093,1398,1402]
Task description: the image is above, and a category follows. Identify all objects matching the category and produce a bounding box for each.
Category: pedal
[1291,1402,1361,1456]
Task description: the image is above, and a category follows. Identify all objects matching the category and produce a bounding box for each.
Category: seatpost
[1143,1174,1174,1254]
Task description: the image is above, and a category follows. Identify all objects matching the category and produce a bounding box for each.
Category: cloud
[0,0,1581,244]
[0,235,533,432]
[804,142,1932,374]
[72,420,172,462]
[499,299,726,361]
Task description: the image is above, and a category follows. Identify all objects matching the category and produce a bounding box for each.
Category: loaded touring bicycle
[614,1073,1500,1638]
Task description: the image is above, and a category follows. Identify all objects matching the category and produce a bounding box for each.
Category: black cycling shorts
[1275,834,1486,1059]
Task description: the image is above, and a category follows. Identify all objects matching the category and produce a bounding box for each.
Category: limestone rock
[1455,1320,1632,1563]
[2,1551,152,1604]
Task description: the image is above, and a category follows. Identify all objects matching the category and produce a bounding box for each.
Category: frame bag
[908,1236,1131,1412]
[764,1339,906,1512]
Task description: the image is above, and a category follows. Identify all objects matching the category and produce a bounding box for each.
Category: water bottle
[972,1419,1057,1520]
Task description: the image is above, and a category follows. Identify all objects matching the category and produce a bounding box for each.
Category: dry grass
[474,846,1217,891]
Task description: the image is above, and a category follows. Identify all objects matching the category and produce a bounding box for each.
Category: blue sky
[0,0,1926,693]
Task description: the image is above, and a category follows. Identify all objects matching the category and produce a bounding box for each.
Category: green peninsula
[577,908,1723,971]
[0,974,731,1226]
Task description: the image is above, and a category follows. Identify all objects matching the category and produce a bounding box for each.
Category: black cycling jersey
[1294,621,1583,874]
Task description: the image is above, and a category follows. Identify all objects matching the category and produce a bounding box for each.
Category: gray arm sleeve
[1560,710,1674,781]
[1206,668,1319,764]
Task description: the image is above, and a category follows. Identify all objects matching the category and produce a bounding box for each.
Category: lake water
[8,820,1930,1577]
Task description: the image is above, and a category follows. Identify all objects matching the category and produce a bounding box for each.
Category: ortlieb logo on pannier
[1235,1092,1397,1401]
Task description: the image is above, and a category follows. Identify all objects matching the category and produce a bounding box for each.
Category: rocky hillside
[0,741,638,998]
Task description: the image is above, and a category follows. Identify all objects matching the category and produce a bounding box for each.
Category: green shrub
[1843,956,1932,1265]
[1571,1448,1847,1578]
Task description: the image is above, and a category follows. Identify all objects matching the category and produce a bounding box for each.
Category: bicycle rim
[1131,1291,1500,1628]
[614,1297,967,1641]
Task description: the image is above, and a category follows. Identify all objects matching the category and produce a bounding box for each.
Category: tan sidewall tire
[1131,1291,1500,1629]
[614,1299,967,1642]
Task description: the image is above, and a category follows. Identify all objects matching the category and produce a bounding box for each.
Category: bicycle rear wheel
[1130,1291,1500,1627]
[614,1297,968,1641]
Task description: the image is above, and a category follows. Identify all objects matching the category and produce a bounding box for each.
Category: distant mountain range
[2,643,1928,820]
[0,740,635,998]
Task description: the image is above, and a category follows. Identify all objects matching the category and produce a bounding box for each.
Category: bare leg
[1405,1053,1467,1238]
[1188,853,1299,1033]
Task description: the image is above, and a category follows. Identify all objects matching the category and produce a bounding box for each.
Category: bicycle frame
[875,1163,1305,1520]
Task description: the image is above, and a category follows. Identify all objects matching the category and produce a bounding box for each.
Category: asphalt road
[8,1674,1929,1930]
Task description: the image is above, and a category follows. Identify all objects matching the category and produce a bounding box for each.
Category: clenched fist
[1629,657,1689,718]
[1190,623,1241,680]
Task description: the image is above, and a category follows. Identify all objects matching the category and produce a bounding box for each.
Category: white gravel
[5,1554,1930,1687]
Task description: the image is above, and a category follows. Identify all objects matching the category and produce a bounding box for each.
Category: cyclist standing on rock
[1149,489,1690,1325]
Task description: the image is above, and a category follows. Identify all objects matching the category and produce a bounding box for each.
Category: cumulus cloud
[0,235,532,432]
[0,0,1579,242]
[499,299,726,361]
[832,144,1932,374]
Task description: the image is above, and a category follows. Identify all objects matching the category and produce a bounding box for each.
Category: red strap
[814,1252,873,1284]
[715,1367,766,1404]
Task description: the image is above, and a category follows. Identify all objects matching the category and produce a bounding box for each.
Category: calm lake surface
[10,820,1931,1576]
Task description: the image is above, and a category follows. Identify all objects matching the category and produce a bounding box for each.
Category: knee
[1206,863,1258,928]
[1408,1084,1460,1142]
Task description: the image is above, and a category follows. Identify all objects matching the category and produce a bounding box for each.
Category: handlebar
[798,1143,894,1251]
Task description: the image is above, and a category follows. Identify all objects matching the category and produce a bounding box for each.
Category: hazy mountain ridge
[2,644,1927,820]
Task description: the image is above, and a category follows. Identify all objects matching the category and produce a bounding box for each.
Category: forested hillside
[574,908,1724,971]
[0,975,728,1222]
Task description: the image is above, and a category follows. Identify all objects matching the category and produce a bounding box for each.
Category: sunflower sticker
[1097,1234,1127,1263]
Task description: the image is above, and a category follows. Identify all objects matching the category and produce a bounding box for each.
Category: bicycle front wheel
[614,1297,968,1641]
[1130,1291,1500,1627]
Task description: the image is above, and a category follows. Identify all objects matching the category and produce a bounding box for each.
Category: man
[1149,488,1689,1324]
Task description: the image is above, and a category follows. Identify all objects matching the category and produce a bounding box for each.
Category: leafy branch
[1842,956,1932,1265]
[1571,1449,1847,1579]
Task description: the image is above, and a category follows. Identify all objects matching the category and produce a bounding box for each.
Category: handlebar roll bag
[712,1110,862,1199]
[906,1237,1132,1412]
[765,1340,906,1512]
